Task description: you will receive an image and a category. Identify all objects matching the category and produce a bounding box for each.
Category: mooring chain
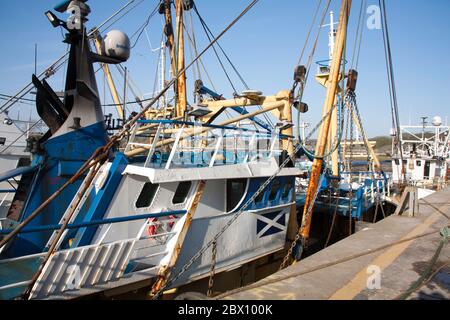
[151,139,308,299]
[279,171,326,270]
[151,86,347,299]
[298,100,343,160]
[348,97,355,234]
[346,91,372,166]
[207,241,217,297]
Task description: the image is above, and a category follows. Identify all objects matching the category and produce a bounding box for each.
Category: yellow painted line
[329,209,444,300]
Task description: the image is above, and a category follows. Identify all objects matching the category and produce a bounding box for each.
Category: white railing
[124,120,286,169]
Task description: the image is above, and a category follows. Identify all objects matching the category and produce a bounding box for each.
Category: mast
[300,0,352,242]
[328,11,340,176]
[175,0,187,119]
[328,11,335,63]
[162,0,178,102]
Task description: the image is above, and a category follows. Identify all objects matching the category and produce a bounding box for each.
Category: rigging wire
[296,0,324,66]
[192,2,274,127]
[193,4,250,91]
[350,0,366,70]
[378,0,404,178]
[188,10,202,82]
[129,2,161,49]
[0,0,146,115]
[0,0,264,279]
[192,7,238,95]
[183,19,199,87]
[294,0,332,154]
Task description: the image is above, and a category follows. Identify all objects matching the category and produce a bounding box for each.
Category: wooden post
[175,0,187,119]
[163,0,177,88]
[151,180,207,296]
[300,0,352,241]
[280,99,300,240]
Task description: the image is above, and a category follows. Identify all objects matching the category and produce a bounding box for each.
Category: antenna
[34,43,38,75]
[321,11,338,64]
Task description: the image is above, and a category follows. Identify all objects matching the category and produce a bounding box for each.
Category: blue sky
[0,0,449,137]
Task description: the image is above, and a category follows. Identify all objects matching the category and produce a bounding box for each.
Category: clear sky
[0,0,449,137]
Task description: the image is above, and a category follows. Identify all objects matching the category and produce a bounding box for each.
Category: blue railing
[0,210,186,235]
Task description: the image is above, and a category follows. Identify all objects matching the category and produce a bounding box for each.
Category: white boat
[391,116,449,189]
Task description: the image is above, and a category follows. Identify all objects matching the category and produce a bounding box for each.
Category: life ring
[146,215,176,236]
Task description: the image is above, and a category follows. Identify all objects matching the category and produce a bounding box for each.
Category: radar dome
[432,116,442,126]
[389,128,396,136]
[103,30,130,62]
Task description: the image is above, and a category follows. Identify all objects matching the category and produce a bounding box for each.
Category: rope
[0,0,262,252]
[192,3,274,127]
[129,2,160,49]
[0,0,145,115]
[150,107,352,298]
[215,226,448,299]
[194,7,238,95]
[350,0,366,70]
[325,195,340,248]
[21,160,105,300]
[296,0,324,67]
[379,0,404,180]
[295,0,332,142]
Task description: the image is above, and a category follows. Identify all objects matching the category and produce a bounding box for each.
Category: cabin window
[416,160,422,166]
[282,182,293,199]
[269,179,281,201]
[226,179,247,212]
[0,137,5,146]
[136,182,158,208]
[173,181,192,204]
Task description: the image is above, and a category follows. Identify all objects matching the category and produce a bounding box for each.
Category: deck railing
[125,120,290,169]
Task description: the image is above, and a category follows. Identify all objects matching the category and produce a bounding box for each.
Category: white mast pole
[328,11,335,64]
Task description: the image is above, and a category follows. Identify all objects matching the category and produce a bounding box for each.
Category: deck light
[45,11,61,28]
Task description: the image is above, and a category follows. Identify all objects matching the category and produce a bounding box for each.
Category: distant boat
[391,116,449,189]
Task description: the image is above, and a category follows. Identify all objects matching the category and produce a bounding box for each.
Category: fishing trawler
[0,115,46,223]
[295,10,392,246]
[0,0,402,300]
[0,0,305,300]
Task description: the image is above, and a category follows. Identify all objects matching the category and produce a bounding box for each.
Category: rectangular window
[226,179,247,212]
[173,181,192,204]
[136,182,158,208]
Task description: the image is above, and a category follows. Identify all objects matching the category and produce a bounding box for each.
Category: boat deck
[218,187,450,300]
